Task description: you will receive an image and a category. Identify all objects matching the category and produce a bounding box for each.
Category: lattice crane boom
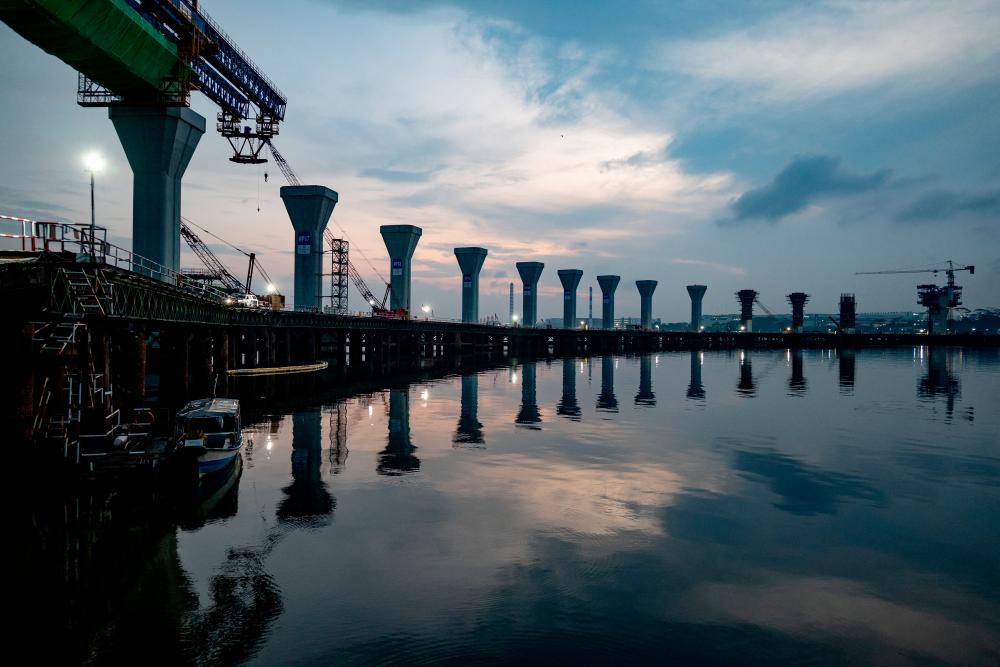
[180,221,244,293]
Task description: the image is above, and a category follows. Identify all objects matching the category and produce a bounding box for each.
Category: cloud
[670,258,746,277]
[722,156,890,225]
[896,189,1000,224]
[661,1,1000,101]
[358,167,439,183]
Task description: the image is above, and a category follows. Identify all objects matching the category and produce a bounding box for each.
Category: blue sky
[2,0,998,318]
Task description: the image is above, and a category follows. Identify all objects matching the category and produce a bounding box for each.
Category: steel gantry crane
[78,0,288,164]
[856,260,975,334]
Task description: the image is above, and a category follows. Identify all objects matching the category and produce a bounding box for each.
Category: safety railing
[1,214,230,303]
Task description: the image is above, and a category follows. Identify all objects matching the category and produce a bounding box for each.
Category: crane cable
[328,214,387,284]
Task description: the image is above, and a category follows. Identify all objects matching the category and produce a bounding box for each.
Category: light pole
[83,152,105,261]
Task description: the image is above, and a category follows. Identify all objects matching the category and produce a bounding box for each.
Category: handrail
[1,214,230,303]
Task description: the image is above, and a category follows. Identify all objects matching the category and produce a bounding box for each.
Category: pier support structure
[516,262,544,327]
[558,269,583,329]
[596,275,620,330]
[281,185,339,311]
[687,284,707,332]
[636,280,657,329]
[109,106,205,274]
[454,247,488,323]
[380,225,422,313]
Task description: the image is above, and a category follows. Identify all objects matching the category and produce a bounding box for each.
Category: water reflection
[918,347,961,421]
[279,409,335,522]
[839,349,856,394]
[557,357,582,421]
[635,354,656,407]
[596,356,618,412]
[787,349,806,396]
[328,403,349,474]
[733,448,884,515]
[687,350,705,400]
[515,362,542,429]
[455,374,485,446]
[379,389,420,474]
[737,350,755,397]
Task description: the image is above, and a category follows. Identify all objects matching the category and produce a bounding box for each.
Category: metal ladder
[62,268,105,315]
[33,313,85,355]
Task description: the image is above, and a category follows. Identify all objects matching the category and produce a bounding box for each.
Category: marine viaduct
[2,253,996,443]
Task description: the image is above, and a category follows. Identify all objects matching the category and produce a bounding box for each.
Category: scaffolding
[329,236,349,315]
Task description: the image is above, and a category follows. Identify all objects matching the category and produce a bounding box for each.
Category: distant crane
[856,260,975,334]
[264,142,392,315]
[752,297,790,331]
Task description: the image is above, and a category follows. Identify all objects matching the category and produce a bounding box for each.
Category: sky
[2,0,999,319]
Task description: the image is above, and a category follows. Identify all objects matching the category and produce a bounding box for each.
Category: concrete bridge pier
[636,281,658,330]
[109,107,205,274]
[558,269,583,329]
[516,262,544,326]
[281,186,339,311]
[597,275,620,329]
[381,225,423,313]
[455,247,488,323]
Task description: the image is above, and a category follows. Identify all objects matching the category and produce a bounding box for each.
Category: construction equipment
[752,297,790,331]
[266,143,395,316]
[180,222,244,293]
[856,261,974,334]
[180,219,277,308]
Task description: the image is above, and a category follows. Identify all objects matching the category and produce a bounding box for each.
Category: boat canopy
[177,398,240,430]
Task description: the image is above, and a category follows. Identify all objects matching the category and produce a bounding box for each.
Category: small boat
[175,398,244,475]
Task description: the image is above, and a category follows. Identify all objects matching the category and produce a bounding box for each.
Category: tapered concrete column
[597,275,620,330]
[281,185,339,311]
[380,225,422,313]
[516,262,544,326]
[109,106,205,274]
[558,269,583,329]
[636,280,658,329]
[455,247,488,323]
[687,284,707,332]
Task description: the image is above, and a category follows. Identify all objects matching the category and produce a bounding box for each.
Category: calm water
[21,348,1000,665]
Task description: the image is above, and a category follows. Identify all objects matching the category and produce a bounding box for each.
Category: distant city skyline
[1,0,998,318]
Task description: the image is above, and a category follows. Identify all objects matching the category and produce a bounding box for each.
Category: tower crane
[265,143,392,314]
[856,260,975,334]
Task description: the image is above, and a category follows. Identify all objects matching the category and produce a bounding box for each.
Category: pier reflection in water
[557,357,582,421]
[279,409,335,521]
[634,354,656,407]
[22,348,1000,665]
[454,374,485,446]
[596,356,618,412]
[839,348,856,393]
[515,361,542,429]
[687,350,705,400]
[918,346,962,421]
[788,348,807,396]
[379,389,419,475]
[737,350,756,397]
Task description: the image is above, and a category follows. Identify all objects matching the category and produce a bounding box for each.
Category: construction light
[266,283,277,294]
[83,151,105,173]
